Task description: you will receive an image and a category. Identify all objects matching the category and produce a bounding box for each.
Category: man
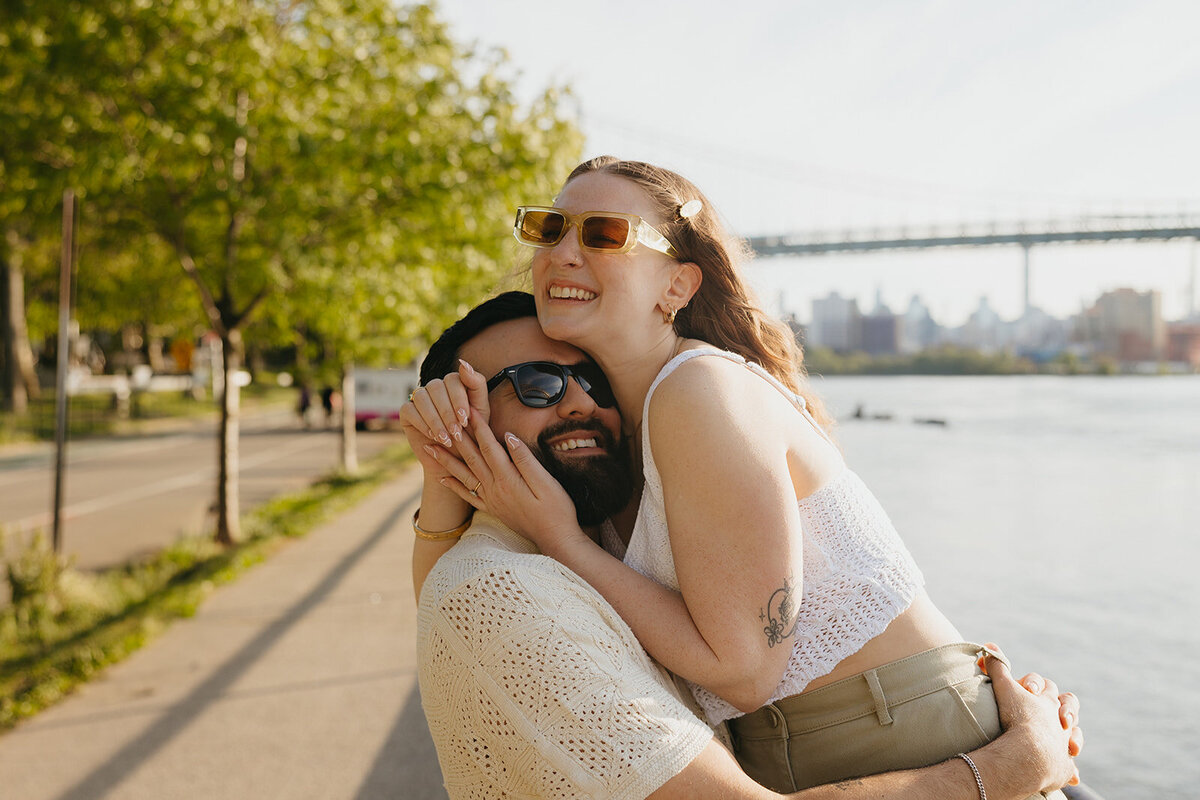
[403,292,1083,800]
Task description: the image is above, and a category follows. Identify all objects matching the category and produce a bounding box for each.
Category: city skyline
[758,244,1199,327]
[435,0,1200,325]
[801,284,1198,367]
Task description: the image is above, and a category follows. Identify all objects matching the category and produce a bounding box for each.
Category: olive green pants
[725,643,1064,799]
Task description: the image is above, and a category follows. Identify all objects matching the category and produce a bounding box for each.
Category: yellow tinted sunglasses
[513,206,679,258]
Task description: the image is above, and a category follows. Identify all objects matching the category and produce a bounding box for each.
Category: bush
[3,531,72,630]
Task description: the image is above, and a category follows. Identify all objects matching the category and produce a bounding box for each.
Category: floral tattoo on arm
[760,573,799,648]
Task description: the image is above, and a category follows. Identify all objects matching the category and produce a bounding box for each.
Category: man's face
[458,318,632,525]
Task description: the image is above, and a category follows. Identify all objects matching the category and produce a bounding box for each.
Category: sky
[435,0,1200,325]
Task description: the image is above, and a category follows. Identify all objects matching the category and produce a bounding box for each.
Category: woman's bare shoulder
[651,350,789,423]
[647,354,792,466]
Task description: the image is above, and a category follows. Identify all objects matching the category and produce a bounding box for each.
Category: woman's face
[531,172,677,353]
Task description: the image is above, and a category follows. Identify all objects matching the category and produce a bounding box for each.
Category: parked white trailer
[353,367,419,430]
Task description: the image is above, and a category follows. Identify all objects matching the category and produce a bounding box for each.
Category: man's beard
[531,420,634,527]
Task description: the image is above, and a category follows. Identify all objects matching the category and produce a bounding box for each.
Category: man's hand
[983,646,1082,794]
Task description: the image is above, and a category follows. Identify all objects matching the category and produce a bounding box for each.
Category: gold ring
[470,481,482,496]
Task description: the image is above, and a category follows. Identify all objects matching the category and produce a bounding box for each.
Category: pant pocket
[731,728,796,793]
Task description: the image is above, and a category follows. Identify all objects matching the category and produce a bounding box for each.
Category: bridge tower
[1022,244,1031,316]
[1191,239,1198,318]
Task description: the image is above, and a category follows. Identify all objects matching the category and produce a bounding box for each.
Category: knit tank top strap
[640,347,835,457]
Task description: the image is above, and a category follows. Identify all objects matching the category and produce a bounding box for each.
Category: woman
[420,156,1076,796]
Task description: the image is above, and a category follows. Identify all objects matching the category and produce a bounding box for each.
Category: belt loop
[864,669,893,726]
[767,703,789,738]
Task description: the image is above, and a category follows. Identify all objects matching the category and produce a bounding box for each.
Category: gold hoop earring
[663,306,677,325]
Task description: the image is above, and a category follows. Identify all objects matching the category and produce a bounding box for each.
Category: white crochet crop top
[624,348,924,725]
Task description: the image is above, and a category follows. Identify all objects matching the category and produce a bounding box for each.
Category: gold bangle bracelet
[412,508,472,541]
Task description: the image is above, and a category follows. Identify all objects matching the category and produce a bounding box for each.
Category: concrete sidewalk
[0,465,448,800]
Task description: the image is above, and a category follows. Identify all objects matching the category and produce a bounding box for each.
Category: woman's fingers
[408,377,471,445]
[501,432,560,499]
[469,409,521,479]
[437,473,488,511]
[425,444,486,496]
[427,376,466,443]
[410,384,454,446]
[458,360,491,423]
[444,375,472,432]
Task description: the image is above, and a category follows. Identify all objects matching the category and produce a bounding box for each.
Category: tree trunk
[1,244,40,413]
[215,329,242,545]
[340,361,357,473]
[146,326,166,372]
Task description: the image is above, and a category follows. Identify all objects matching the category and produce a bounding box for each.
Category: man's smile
[549,435,601,453]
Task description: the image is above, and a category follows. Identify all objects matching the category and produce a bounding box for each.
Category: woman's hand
[982,646,1083,793]
[401,360,490,452]
[428,411,594,556]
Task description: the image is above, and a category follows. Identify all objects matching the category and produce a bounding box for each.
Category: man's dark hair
[420,291,536,385]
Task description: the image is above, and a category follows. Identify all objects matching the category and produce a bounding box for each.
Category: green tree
[0,4,79,413]
[18,0,580,543]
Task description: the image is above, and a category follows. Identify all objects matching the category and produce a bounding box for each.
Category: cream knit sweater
[417,514,712,799]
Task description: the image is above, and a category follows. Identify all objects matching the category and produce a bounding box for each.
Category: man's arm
[651,651,1082,800]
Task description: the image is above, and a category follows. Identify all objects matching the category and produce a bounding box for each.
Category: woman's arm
[401,372,481,599]
[642,356,816,708]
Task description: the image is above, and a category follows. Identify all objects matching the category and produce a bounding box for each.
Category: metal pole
[52,189,75,554]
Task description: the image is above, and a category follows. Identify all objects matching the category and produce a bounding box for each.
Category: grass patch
[0,444,412,731]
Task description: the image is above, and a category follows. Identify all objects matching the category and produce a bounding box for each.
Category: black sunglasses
[485,361,617,409]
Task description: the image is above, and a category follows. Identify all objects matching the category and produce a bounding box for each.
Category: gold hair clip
[678,199,703,219]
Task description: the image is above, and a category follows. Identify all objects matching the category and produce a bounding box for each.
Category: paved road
[0,410,410,571]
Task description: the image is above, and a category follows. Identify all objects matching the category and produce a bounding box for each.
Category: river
[812,374,1200,800]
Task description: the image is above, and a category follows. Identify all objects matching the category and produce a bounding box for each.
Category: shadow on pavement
[353,682,447,800]
[50,486,420,800]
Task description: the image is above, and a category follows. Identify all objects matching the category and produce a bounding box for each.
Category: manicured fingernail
[457,408,468,425]
[505,432,519,448]
[459,359,475,375]
[423,445,438,457]
[451,426,462,442]
[438,431,451,446]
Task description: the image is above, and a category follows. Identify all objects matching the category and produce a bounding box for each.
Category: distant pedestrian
[320,385,336,427]
[297,385,312,428]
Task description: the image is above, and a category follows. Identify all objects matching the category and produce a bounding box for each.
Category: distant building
[1074,288,1166,362]
[1012,306,1069,361]
[810,292,862,353]
[958,296,1004,353]
[861,314,902,355]
[860,289,900,356]
[901,295,942,353]
[1167,323,1200,370]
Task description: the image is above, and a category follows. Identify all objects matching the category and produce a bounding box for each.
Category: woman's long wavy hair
[565,156,834,430]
